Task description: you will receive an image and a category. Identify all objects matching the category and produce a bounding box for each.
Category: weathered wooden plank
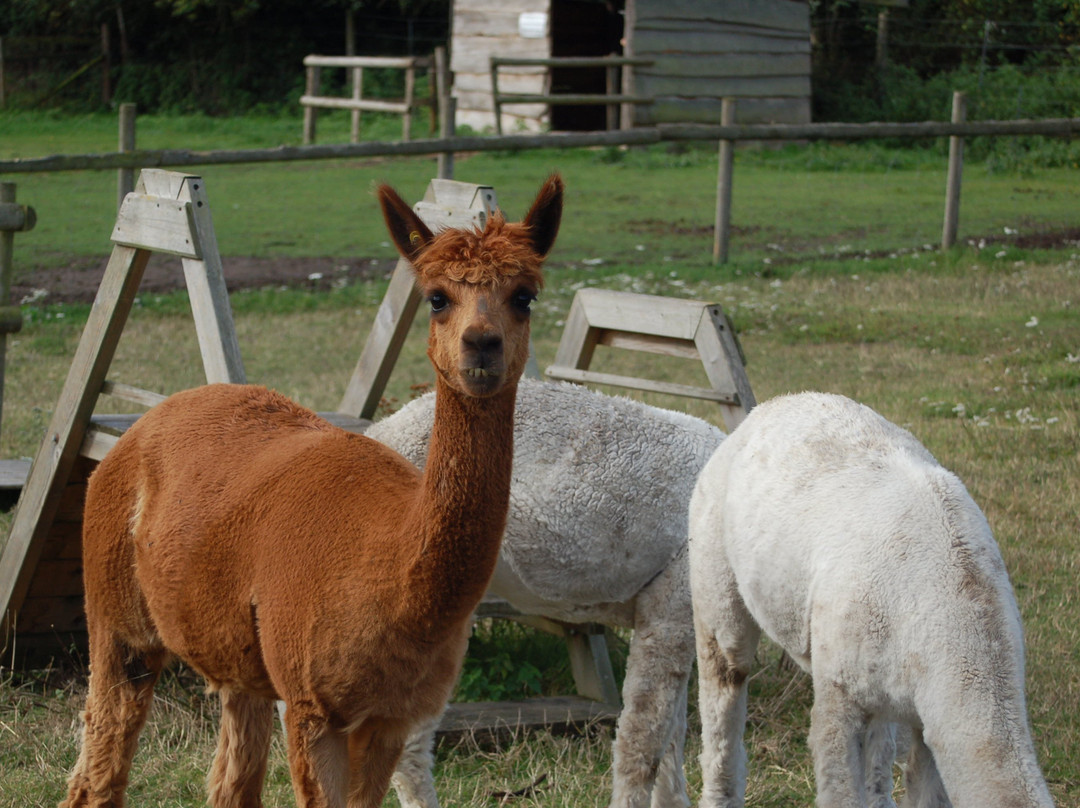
[644,96,811,126]
[0,459,29,490]
[455,89,548,118]
[300,95,411,114]
[437,697,618,744]
[633,0,809,33]
[304,55,429,69]
[451,36,548,74]
[551,292,600,371]
[575,289,709,341]
[633,28,810,55]
[493,57,652,69]
[699,305,756,431]
[597,330,701,360]
[454,0,537,14]
[79,427,119,462]
[111,195,200,258]
[178,176,246,386]
[454,8,529,37]
[0,245,149,638]
[100,380,166,408]
[454,71,544,95]
[501,93,650,106]
[545,366,738,404]
[636,74,811,99]
[641,53,810,80]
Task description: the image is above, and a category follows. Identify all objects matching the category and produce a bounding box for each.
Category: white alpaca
[688,392,1054,808]
[365,378,724,808]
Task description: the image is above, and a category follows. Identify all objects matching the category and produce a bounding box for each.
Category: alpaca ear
[377,184,435,261]
[522,173,563,258]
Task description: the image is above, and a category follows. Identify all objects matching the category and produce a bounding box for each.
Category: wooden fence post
[435,46,455,179]
[0,182,36,437]
[349,67,363,144]
[942,90,966,250]
[605,57,618,131]
[713,97,736,264]
[303,65,320,144]
[403,63,416,142]
[438,98,457,180]
[117,103,136,212]
[491,59,502,135]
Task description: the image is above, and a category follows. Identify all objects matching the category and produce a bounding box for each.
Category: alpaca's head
[378,175,562,397]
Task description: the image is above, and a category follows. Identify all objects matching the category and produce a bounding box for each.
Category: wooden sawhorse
[546,287,756,432]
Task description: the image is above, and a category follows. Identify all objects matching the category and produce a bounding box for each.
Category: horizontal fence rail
[490,55,654,134]
[2,117,1077,175]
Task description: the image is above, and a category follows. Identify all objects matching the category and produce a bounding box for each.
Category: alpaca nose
[462,327,503,355]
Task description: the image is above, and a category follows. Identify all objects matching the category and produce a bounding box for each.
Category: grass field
[1,114,1078,806]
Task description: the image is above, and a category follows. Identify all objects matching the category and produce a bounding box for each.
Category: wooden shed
[450,0,811,133]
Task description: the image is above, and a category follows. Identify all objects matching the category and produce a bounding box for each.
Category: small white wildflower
[1025,316,1039,328]
[307,272,323,281]
[1066,353,1080,363]
[995,250,1008,258]
[582,258,604,266]
[1046,417,1060,425]
[1004,226,1018,235]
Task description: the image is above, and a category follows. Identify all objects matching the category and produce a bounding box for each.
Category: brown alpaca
[61,175,563,808]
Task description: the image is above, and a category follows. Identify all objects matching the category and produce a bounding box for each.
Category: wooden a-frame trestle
[0,169,247,658]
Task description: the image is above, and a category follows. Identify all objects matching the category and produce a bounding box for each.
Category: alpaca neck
[404,374,516,632]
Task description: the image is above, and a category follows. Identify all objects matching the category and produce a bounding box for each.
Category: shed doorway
[550,0,625,131]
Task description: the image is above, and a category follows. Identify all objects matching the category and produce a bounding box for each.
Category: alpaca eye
[428,293,449,313]
[512,290,536,313]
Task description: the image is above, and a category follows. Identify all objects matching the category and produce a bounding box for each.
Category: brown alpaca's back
[86,385,429,695]
[62,175,563,808]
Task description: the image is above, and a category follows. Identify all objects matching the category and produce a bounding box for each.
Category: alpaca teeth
[467,368,494,378]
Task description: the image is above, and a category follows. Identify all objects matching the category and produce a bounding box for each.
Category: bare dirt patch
[11,254,398,306]
[9,227,1080,307]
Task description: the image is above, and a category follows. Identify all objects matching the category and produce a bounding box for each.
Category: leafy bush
[454,620,574,703]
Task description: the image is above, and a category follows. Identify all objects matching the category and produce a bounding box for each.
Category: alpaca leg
[390,713,442,808]
[283,706,348,808]
[863,720,898,808]
[901,728,950,808]
[651,681,689,808]
[807,682,867,808]
[610,561,695,808]
[692,556,760,808]
[206,689,275,808]
[346,719,408,808]
[61,636,165,808]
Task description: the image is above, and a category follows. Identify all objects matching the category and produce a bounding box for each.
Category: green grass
[1,119,1078,806]
[2,111,1078,274]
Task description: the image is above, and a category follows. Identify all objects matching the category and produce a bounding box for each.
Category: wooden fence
[489,55,654,134]
[300,54,433,145]
[1,97,1077,264]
